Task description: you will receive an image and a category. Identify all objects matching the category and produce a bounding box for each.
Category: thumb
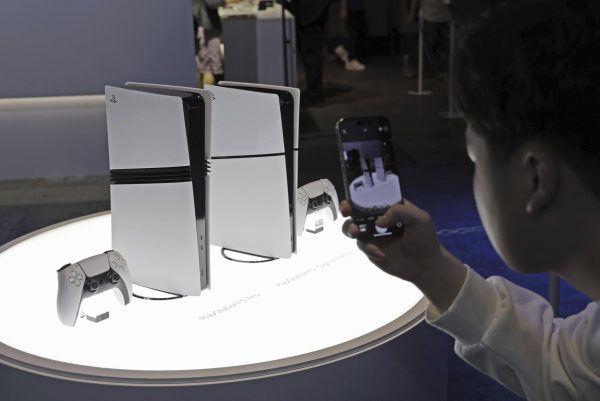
[375,199,427,228]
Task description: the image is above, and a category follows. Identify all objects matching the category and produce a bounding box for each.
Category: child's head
[454,0,600,275]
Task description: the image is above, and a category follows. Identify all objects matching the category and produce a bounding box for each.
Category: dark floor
[0,55,591,401]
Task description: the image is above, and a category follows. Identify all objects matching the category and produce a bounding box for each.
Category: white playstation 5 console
[105,84,211,296]
[218,81,300,252]
[205,84,294,259]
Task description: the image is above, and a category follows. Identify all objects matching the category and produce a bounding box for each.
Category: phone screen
[336,116,403,239]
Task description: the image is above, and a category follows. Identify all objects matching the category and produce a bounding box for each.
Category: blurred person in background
[193,0,240,87]
[406,0,451,79]
[326,0,367,71]
[290,0,334,106]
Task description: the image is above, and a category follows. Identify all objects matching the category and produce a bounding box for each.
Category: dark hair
[454,0,600,196]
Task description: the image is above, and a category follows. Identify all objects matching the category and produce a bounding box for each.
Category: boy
[341,0,600,399]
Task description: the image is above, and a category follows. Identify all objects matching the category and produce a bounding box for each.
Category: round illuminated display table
[0,212,448,401]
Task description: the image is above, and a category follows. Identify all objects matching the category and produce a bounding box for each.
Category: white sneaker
[334,45,350,64]
[345,59,366,71]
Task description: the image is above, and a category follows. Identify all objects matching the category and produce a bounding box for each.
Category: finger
[339,200,352,217]
[375,198,427,228]
[356,240,386,261]
[342,219,359,238]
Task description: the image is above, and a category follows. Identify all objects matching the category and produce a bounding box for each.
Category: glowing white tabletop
[0,212,425,385]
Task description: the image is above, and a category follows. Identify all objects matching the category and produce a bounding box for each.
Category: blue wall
[0,0,196,98]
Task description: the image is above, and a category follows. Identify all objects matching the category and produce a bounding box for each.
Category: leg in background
[298,15,327,104]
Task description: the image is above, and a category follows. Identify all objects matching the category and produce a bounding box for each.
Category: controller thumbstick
[110,272,121,284]
[87,280,99,292]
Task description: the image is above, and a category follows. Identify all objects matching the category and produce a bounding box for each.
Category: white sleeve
[426,267,600,401]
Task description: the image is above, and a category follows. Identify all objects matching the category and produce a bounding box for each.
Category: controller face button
[111,261,117,269]
[68,270,84,286]
[113,253,121,261]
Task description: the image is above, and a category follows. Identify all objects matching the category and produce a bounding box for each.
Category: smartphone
[335,116,404,239]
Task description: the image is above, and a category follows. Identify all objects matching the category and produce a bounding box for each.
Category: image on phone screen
[337,117,403,238]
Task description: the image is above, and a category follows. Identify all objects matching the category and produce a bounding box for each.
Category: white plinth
[0,212,447,401]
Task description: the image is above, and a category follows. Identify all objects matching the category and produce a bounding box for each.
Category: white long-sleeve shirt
[426,267,600,401]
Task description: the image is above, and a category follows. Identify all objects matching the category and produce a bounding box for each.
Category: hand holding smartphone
[336,116,404,240]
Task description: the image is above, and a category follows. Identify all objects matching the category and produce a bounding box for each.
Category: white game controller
[57,250,132,326]
[296,179,339,236]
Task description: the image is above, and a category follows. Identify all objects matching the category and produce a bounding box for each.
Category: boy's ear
[522,145,558,215]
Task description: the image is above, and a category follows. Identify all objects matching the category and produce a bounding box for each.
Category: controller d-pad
[297,192,308,205]
[68,270,84,286]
